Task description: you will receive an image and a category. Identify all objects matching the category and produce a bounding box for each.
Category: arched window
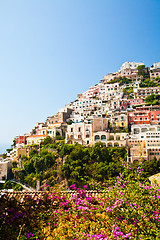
[134,128,140,134]
[109,135,114,140]
[101,135,106,140]
[108,142,112,147]
[114,142,119,147]
[95,135,100,141]
[116,135,120,140]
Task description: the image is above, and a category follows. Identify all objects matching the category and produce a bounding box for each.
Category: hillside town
[1,61,160,181]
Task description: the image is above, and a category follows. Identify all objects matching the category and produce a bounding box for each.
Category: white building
[150,62,160,70]
[120,62,144,72]
[130,124,160,140]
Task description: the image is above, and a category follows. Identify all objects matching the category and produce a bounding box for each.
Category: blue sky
[0,0,160,153]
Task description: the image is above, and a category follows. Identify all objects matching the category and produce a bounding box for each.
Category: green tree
[40,136,53,147]
[12,161,18,168]
[137,65,148,77]
[145,94,160,105]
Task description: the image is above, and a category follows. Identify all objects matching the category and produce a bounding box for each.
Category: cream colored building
[0,158,12,181]
[93,132,127,147]
[66,118,108,145]
[27,135,47,145]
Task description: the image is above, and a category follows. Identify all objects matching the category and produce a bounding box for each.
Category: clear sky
[0,0,160,153]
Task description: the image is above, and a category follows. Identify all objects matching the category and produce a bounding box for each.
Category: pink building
[121,68,139,78]
[120,99,144,110]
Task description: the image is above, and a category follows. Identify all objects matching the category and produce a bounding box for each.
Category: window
[116,135,120,140]
[141,128,147,132]
[71,128,73,132]
[95,135,100,140]
[108,143,112,147]
[101,135,106,140]
[109,135,114,140]
[134,128,140,134]
[114,143,119,147]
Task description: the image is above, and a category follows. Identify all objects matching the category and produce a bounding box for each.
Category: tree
[145,94,160,105]
[29,149,38,158]
[56,131,62,140]
[12,161,18,168]
[137,65,146,77]
[40,136,53,147]
[67,119,72,125]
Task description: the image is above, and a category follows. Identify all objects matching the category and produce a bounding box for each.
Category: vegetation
[0,180,23,190]
[12,161,18,168]
[0,160,159,240]
[61,143,126,187]
[107,76,132,84]
[55,131,63,140]
[137,65,149,78]
[145,93,160,105]
[123,87,134,98]
[139,78,160,88]
[13,148,56,188]
[11,138,160,191]
[40,136,53,147]
[67,119,73,125]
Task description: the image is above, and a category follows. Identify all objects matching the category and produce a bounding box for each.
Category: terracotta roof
[28,135,47,138]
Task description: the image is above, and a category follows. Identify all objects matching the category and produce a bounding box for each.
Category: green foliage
[1,171,159,240]
[29,149,38,158]
[2,153,7,159]
[12,161,18,168]
[137,65,149,78]
[107,76,132,84]
[1,181,23,190]
[155,76,160,82]
[137,64,145,73]
[6,148,13,153]
[24,173,37,188]
[62,144,126,187]
[40,136,53,147]
[55,131,63,140]
[123,87,133,94]
[145,93,160,105]
[67,119,73,125]
[140,78,159,88]
[13,184,23,191]
[141,157,160,177]
[12,139,16,146]
[3,181,12,189]
[13,142,160,191]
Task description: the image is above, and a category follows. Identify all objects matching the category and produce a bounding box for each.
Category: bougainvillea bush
[0,161,160,240]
